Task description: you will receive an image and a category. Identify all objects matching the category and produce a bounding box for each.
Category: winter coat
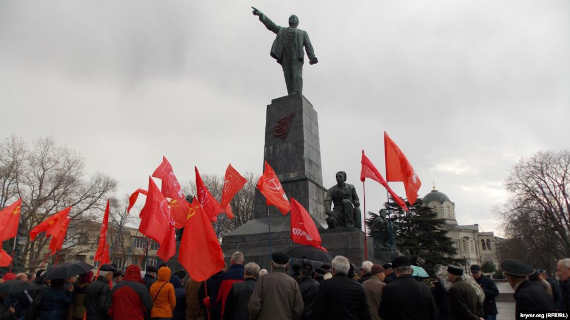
[299,277,319,320]
[86,276,112,320]
[0,301,16,320]
[313,273,370,320]
[515,280,555,315]
[248,269,304,320]
[200,271,225,320]
[362,276,385,320]
[431,281,450,320]
[171,276,186,320]
[70,282,89,319]
[149,266,176,319]
[185,278,205,320]
[379,274,438,320]
[475,275,498,316]
[27,286,72,320]
[561,280,570,312]
[111,265,152,320]
[217,264,244,319]
[547,278,562,310]
[223,278,256,320]
[447,279,483,320]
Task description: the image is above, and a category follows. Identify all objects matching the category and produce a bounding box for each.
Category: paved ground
[496,281,515,320]
[498,301,515,320]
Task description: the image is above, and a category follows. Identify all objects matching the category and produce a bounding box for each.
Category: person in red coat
[111,265,153,320]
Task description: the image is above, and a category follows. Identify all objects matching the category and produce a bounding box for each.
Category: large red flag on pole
[361,151,408,211]
[138,177,176,262]
[152,156,185,200]
[256,161,291,215]
[178,199,225,282]
[289,198,326,251]
[195,167,223,222]
[94,200,111,265]
[0,249,12,267]
[384,132,422,205]
[220,164,247,219]
[48,216,70,255]
[29,207,70,241]
[0,199,21,242]
[127,189,147,214]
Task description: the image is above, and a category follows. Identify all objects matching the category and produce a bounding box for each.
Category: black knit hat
[470,264,481,272]
[392,256,411,268]
[447,265,463,276]
[502,259,532,277]
[100,264,115,272]
[272,252,289,265]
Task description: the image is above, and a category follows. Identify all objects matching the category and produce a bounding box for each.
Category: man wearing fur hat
[248,252,303,320]
[502,259,554,315]
[447,265,484,320]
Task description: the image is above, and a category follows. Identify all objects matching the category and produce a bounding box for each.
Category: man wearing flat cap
[502,259,554,316]
[471,264,499,320]
[379,256,438,320]
[446,265,484,320]
[248,252,303,320]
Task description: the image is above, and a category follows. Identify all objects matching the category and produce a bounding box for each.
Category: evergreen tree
[367,198,462,275]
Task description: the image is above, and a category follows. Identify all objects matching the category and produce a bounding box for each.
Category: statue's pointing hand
[251,6,261,16]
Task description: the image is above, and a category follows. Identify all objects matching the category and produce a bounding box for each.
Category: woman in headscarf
[111,265,152,320]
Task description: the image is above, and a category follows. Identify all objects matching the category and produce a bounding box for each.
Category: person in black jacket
[502,259,555,317]
[471,265,499,320]
[540,270,561,310]
[85,265,113,320]
[383,263,396,284]
[143,265,157,290]
[312,255,370,320]
[223,262,260,320]
[378,256,438,320]
[298,262,320,320]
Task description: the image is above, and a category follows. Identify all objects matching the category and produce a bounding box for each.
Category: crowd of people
[0,252,569,320]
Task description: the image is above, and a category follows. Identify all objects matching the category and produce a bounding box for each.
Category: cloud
[0,0,567,237]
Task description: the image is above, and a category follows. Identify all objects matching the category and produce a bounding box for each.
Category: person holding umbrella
[26,278,73,320]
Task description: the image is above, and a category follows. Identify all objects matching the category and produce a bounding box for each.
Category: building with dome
[423,188,500,271]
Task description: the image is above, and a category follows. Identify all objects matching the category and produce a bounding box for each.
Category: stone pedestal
[253,93,326,224]
[222,94,369,267]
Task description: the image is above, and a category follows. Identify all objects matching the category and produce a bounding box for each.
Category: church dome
[423,189,451,204]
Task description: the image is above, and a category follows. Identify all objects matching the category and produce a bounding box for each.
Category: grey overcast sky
[1,0,568,236]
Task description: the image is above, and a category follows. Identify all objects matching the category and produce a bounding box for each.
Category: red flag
[168,198,191,228]
[48,216,70,255]
[289,198,326,251]
[30,207,70,241]
[256,162,290,215]
[139,177,176,262]
[361,151,408,211]
[178,199,225,282]
[384,132,422,205]
[127,189,147,214]
[153,156,184,200]
[94,200,111,265]
[220,164,247,219]
[195,167,223,222]
[0,199,21,241]
[0,248,12,267]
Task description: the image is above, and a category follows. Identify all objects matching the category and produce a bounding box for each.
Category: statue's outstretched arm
[303,32,318,65]
[252,7,280,34]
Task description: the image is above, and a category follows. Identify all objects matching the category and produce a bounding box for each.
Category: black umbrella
[68,261,94,274]
[286,245,332,263]
[44,263,89,280]
[0,280,40,295]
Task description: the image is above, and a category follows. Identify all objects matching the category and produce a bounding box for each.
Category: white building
[423,188,500,271]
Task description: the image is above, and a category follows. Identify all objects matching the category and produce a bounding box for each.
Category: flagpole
[9,236,17,272]
[363,181,368,260]
[267,206,272,265]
